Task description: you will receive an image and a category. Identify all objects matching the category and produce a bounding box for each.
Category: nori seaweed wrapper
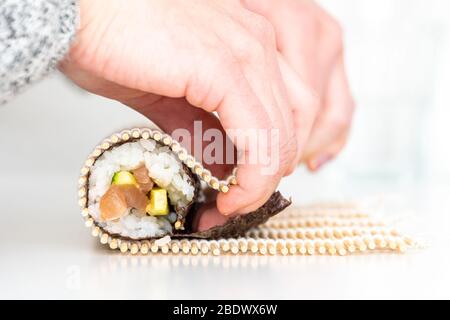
[179,191,291,239]
[172,164,200,226]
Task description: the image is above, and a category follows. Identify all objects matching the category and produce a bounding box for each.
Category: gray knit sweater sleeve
[0,0,78,104]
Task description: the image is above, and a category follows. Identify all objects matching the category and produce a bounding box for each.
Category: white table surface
[1,172,449,300]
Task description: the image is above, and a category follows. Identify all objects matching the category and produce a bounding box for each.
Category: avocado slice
[146,187,169,216]
[112,171,137,186]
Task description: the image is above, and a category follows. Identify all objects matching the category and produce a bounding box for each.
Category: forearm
[0,0,78,104]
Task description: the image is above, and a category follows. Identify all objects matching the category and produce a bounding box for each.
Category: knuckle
[189,51,240,112]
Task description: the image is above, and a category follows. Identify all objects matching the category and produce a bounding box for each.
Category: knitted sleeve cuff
[0,0,79,104]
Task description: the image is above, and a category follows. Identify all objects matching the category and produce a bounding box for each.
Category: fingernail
[309,154,332,171]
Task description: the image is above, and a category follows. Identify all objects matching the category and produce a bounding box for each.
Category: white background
[0,0,449,299]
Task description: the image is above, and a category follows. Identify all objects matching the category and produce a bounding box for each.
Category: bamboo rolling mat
[85,202,421,256]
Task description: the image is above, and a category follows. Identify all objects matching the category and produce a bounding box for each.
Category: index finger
[186,61,283,216]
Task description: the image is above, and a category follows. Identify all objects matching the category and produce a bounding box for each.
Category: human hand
[61,0,299,217]
[243,0,355,171]
[194,0,355,231]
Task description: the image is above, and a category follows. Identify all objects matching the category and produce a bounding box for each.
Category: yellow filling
[146,187,169,216]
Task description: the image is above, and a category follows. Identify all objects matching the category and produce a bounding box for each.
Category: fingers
[206,10,296,215]
[243,0,343,96]
[302,56,355,171]
[242,0,350,173]
[277,54,320,174]
[224,7,297,165]
[180,7,297,215]
[197,74,284,215]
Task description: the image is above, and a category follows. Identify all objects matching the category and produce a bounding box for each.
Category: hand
[61,0,299,216]
[243,0,355,171]
[194,0,355,231]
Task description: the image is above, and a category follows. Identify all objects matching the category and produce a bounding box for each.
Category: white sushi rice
[87,139,195,239]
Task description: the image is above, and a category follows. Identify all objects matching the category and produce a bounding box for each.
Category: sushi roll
[78,128,290,244]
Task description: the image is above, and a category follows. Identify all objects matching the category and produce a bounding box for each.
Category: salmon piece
[132,165,154,193]
[100,185,148,221]
[99,186,127,221]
